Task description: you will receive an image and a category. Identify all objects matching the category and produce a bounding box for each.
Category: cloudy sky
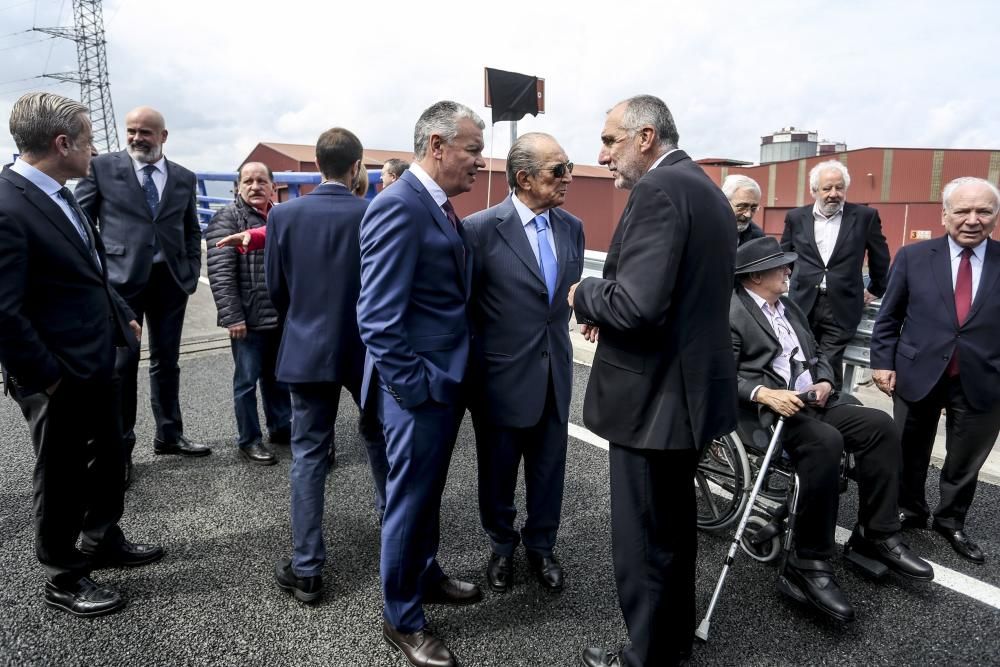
[1,0,997,172]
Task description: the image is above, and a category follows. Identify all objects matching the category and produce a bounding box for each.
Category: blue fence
[196,170,383,229]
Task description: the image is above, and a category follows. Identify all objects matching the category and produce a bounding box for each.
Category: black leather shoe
[240,442,277,466]
[85,541,164,568]
[44,577,125,617]
[581,648,621,667]
[899,512,929,530]
[423,576,482,605]
[268,428,291,445]
[933,524,985,563]
[781,555,855,623]
[274,558,322,603]
[526,552,564,591]
[486,553,512,592]
[845,528,934,581]
[383,621,457,667]
[154,435,211,457]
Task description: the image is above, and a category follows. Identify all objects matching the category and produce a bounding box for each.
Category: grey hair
[722,174,761,200]
[942,176,1000,212]
[505,132,552,191]
[382,158,409,178]
[9,92,89,156]
[809,160,851,192]
[413,101,485,159]
[615,94,679,149]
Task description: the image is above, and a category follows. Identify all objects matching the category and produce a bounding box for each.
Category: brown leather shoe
[423,576,482,605]
[383,621,458,667]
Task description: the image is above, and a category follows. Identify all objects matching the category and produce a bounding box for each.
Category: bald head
[125,106,168,163]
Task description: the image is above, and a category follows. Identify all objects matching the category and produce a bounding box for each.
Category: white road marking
[568,422,1000,611]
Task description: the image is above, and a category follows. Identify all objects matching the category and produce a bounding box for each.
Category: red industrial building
[244,142,1000,257]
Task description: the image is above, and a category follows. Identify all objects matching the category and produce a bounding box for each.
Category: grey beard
[736,221,750,232]
[128,144,162,163]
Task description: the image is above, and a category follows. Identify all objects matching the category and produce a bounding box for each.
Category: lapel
[929,237,958,327]
[966,238,1000,325]
[828,203,857,261]
[401,170,466,283]
[782,297,816,361]
[495,197,544,285]
[2,168,101,276]
[738,288,779,345]
[157,159,178,221]
[551,208,573,292]
[116,151,151,219]
[799,205,819,257]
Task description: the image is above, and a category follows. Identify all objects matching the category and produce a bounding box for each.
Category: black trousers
[610,443,698,667]
[807,293,855,390]
[117,263,189,450]
[472,381,568,557]
[894,374,1000,530]
[12,375,126,587]
[781,402,901,558]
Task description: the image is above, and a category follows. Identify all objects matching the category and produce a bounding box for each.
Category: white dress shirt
[511,193,557,265]
[947,234,986,301]
[812,203,844,289]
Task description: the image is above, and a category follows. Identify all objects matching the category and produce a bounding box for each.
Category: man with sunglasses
[463,133,584,595]
[722,174,766,246]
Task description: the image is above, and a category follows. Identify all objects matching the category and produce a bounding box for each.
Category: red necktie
[441,200,460,230]
[947,247,973,377]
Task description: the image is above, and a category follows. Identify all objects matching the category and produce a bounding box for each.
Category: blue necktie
[533,215,558,304]
[141,164,159,216]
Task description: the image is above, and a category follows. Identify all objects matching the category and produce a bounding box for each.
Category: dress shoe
[383,621,458,667]
[780,554,855,623]
[933,524,985,564]
[153,435,211,457]
[526,551,564,591]
[84,540,164,568]
[486,553,512,592]
[580,647,621,667]
[423,576,483,605]
[845,527,934,581]
[240,442,277,466]
[899,512,929,530]
[268,428,291,445]
[44,577,125,618]
[273,558,322,603]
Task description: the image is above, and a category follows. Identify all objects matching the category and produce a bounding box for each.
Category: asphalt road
[1,351,998,666]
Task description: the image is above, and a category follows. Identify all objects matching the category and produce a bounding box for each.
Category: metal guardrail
[842,299,880,395]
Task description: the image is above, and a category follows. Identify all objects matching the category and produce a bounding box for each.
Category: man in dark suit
[723,174,766,246]
[570,95,738,667]
[358,101,485,667]
[463,133,584,593]
[265,127,386,601]
[872,177,1000,564]
[76,106,209,469]
[780,160,890,389]
[732,237,932,624]
[0,92,162,618]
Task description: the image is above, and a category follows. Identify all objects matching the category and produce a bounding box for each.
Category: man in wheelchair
[730,237,933,623]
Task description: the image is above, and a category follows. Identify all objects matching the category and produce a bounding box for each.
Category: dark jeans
[807,293,855,390]
[230,329,290,448]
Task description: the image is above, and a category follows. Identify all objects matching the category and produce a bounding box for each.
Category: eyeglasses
[734,203,759,213]
[542,162,574,178]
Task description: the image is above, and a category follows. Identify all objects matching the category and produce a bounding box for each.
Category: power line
[0,36,56,53]
[42,0,70,74]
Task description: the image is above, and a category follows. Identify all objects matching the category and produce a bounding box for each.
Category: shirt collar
[812,201,844,221]
[11,157,62,196]
[512,193,549,228]
[648,148,680,172]
[946,233,987,261]
[743,286,784,317]
[408,162,448,207]
[131,154,167,175]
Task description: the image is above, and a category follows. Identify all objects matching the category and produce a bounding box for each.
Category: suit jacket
[0,166,137,395]
[75,150,202,300]
[780,202,890,331]
[573,150,738,450]
[738,220,765,246]
[264,183,368,391]
[871,236,1000,411]
[357,169,472,410]
[463,196,585,428]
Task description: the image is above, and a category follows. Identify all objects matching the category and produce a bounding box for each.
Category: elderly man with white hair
[722,174,766,246]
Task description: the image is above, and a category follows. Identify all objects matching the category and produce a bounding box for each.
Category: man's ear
[160,129,169,144]
[430,133,444,158]
[515,170,532,191]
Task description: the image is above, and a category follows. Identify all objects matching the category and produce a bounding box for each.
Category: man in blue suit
[358,101,485,667]
[265,127,387,602]
[463,133,584,594]
[872,177,1000,564]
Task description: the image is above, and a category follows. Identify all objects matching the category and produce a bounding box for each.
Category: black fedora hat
[734,236,797,275]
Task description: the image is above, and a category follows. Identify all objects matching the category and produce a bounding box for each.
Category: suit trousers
[610,443,698,667]
[12,375,126,587]
[287,382,341,576]
[230,328,291,448]
[807,293,855,390]
[781,403,901,558]
[117,262,189,448]
[472,380,567,557]
[894,374,1000,530]
[378,388,462,633]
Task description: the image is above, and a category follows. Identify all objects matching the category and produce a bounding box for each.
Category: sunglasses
[542,162,574,178]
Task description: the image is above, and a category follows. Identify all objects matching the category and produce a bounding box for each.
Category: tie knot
[961,247,974,259]
[59,186,73,201]
[142,164,157,176]
[533,215,548,232]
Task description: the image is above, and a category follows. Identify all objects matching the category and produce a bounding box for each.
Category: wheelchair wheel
[740,515,781,562]
[695,431,751,532]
